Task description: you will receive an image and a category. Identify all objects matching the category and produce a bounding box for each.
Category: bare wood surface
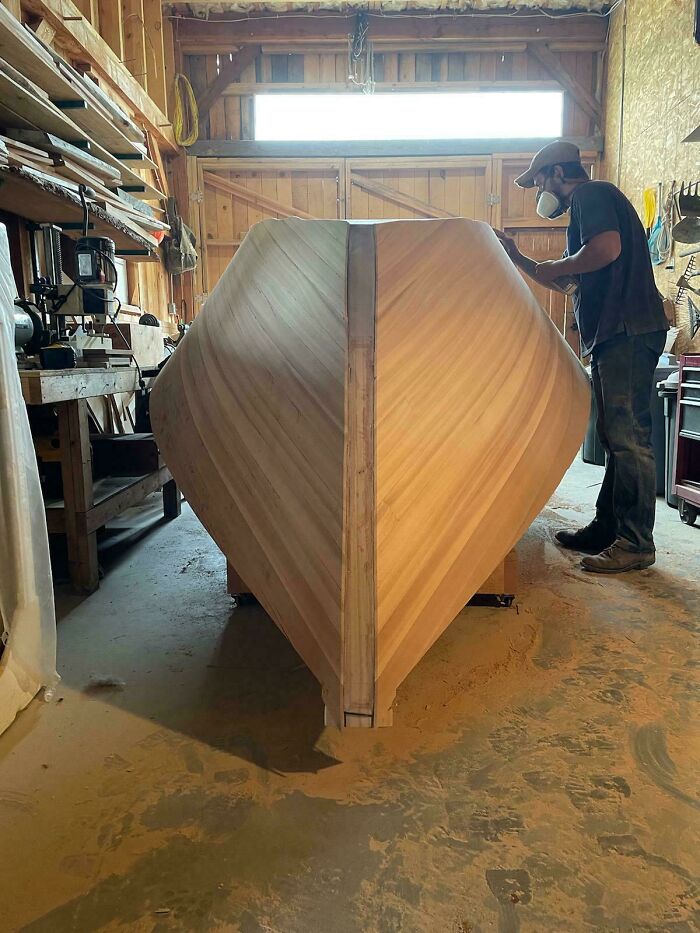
[21,368,142,405]
[342,224,377,722]
[152,217,590,726]
[350,173,456,219]
[175,13,608,52]
[475,549,518,595]
[57,398,98,592]
[528,43,602,127]
[203,170,316,220]
[189,136,604,159]
[152,219,348,723]
[196,45,261,123]
[21,0,176,151]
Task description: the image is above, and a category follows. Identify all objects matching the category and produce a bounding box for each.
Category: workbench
[21,368,180,594]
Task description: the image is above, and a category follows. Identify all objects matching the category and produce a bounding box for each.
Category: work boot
[555,522,615,553]
[581,542,655,574]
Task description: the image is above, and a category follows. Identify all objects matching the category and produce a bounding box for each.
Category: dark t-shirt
[566,180,667,355]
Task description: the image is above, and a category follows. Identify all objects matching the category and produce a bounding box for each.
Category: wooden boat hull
[151,218,590,727]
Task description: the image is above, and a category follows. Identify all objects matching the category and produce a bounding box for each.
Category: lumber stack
[151,218,590,728]
[0,6,167,255]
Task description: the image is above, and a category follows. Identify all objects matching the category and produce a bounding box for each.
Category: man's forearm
[512,252,560,291]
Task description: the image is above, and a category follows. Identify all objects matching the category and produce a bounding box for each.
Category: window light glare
[254,92,564,142]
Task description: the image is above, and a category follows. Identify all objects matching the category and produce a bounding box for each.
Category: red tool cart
[673,353,700,525]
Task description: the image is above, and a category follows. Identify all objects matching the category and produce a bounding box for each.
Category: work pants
[590,330,666,553]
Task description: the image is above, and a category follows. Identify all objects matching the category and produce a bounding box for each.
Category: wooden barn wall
[188,152,595,353]
[602,0,699,351]
[185,48,599,142]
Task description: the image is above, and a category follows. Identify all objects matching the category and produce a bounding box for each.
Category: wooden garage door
[191,152,598,355]
[493,153,597,231]
[196,158,343,296]
[346,157,493,222]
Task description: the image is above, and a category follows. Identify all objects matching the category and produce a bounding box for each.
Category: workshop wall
[185,48,601,143]
[602,0,700,349]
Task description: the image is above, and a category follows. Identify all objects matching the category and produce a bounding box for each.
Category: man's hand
[492,228,521,263]
[534,259,568,284]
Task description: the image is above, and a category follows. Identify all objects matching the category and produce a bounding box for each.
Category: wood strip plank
[203,170,315,220]
[342,223,376,722]
[351,173,455,219]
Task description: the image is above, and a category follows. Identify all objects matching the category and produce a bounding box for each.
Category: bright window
[254,91,564,141]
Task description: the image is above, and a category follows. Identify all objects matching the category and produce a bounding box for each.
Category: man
[495,140,668,574]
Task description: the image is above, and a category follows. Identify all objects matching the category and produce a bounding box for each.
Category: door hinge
[487,193,501,206]
[190,190,203,203]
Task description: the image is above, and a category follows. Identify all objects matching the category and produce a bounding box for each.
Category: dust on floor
[0,459,698,932]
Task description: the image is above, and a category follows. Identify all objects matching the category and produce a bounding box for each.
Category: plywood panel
[602,0,698,349]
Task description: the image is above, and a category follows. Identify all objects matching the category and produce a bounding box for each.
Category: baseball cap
[514,140,582,189]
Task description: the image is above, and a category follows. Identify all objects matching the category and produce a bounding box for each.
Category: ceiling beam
[171,12,609,54]
[187,136,605,159]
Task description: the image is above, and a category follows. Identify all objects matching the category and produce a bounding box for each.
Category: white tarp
[0,223,59,735]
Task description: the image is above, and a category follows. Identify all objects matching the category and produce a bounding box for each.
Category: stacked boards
[151,218,590,727]
[0,6,166,253]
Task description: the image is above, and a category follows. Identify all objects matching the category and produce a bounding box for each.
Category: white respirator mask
[536,189,565,220]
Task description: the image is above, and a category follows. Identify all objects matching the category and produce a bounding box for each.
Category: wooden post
[73,0,98,25]
[121,0,148,91]
[161,7,176,120]
[143,0,167,115]
[57,398,99,593]
[162,479,181,520]
[97,0,124,59]
[167,151,195,322]
[476,549,519,596]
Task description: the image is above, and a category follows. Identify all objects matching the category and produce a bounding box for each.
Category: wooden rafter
[202,171,315,220]
[528,43,602,128]
[350,174,456,219]
[196,44,261,124]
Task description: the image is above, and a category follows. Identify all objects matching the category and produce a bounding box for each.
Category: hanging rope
[173,73,199,147]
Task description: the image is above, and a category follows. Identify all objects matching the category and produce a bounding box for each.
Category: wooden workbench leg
[162,479,181,520]
[58,398,99,594]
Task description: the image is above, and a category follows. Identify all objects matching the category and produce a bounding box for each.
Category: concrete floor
[0,458,698,933]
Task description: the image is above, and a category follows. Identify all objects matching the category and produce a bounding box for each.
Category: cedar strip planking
[152,217,589,726]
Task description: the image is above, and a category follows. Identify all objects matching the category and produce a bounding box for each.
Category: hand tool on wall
[673,181,700,244]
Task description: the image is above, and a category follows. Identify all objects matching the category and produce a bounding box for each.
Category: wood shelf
[45,467,172,534]
[20,367,144,405]
[0,165,158,259]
